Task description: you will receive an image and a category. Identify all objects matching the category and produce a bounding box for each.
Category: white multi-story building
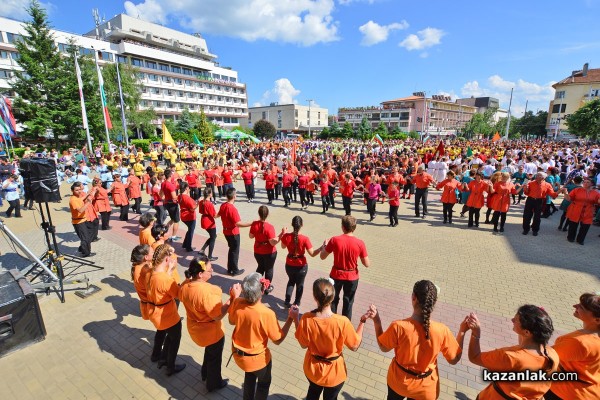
[241,103,329,137]
[0,14,248,130]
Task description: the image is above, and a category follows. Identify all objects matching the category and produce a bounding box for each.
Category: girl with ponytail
[466,305,559,400]
[369,280,468,399]
[280,216,324,308]
[249,205,283,294]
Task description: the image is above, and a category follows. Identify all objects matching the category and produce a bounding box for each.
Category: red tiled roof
[554,68,600,87]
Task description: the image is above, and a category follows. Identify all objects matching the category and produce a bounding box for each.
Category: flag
[492,132,501,142]
[433,140,445,157]
[291,142,297,163]
[95,56,113,130]
[373,134,383,146]
[0,96,17,137]
[192,133,203,147]
[74,56,89,130]
[466,146,473,158]
[162,121,176,147]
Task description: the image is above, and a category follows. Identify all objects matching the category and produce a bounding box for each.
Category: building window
[145,61,157,69]
[117,55,128,64]
[6,33,23,44]
[391,113,399,118]
[159,63,169,71]
[295,119,298,127]
[555,91,565,99]
[262,112,267,120]
[185,79,192,86]
[277,110,282,118]
[232,117,238,123]
[167,90,173,96]
[136,72,145,80]
[168,102,174,108]
[131,58,143,67]
[0,69,13,78]
[552,104,566,113]
[99,52,113,61]
[189,104,196,110]
[152,88,160,94]
[0,51,8,59]
[278,120,282,129]
[400,112,409,120]
[295,110,298,117]
[148,74,158,81]
[162,76,171,83]
[178,91,184,97]
[171,66,181,74]
[590,89,599,97]
[183,68,192,75]
[306,110,310,118]
[318,112,321,119]
[154,101,161,107]
[174,78,183,85]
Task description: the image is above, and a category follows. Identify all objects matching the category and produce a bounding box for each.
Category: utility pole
[504,88,513,139]
[306,99,313,138]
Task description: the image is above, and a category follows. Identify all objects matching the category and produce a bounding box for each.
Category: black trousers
[342,195,352,216]
[442,202,454,222]
[414,188,428,216]
[328,185,336,207]
[225,234,241,274]
[275,183,282,199]
[299,188,307,207]
[243,360,272,400]
[206,183,216,201]
[151,328,167,361]
[100,211,111,230]
[189,187,200,200]
[292,181,298,201]
[255,252,277,283]
[321,195,330,212]
[266,188,274,203]
[468,207,481,227]
[201,227,217,257]
[306,379,344,400]
[567,221,591,244]
[389,205,399,225]
[182,219,196,250]
[367,198,378,219]
[202,336,225,391]
[523,197,543,233]
[73,222,92,256]
[245,183,255,200]
[387,385,415,400]
[217,185,223,198]
[132,197,142,214]
[163,320,182,370]
[558,212,569,230]
[154,205,166,225]
[6,199,21,217]
[307,190,314,204]
[331,278,359,320]
[282,186,292,206]
[492,211,507,231]
[90,218,99,240]
[119,204,129,221]
[285,264,307,305]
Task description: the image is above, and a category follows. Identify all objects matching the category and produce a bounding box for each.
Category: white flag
[75,56,89,130]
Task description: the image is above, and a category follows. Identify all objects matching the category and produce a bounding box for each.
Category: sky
[3,0,600,118]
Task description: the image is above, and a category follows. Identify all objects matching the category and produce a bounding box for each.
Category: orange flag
[492,132,501,142]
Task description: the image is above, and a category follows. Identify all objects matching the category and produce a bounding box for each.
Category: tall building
[546,63,600,137]
[456,96,507,122]
[241,103,329,136]
[0,14,248,131]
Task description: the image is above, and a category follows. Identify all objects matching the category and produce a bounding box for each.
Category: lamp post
[306,99,313,138]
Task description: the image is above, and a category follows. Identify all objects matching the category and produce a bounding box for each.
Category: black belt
[492,381,515,400]
[312,353,342,364]
[394,359,433,379]
[288,254,302,259]
[146,299,173,307]
[234,347,264,357]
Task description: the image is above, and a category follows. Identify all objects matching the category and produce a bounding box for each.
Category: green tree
[129,108,157,139]
[318,127,330,139]
[176,107,196,133]
[11,1,81,146]
[329,121,341,137]
[357,117,372,140]
[197,109,214,144]
[374,121,388,138]
[463,108,496,138]
[341,122,354,138]
[567,98,600,140]
[253,119,276,138]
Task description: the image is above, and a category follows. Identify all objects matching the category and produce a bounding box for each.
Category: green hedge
[11,148,27,158]
[131,139,152,153]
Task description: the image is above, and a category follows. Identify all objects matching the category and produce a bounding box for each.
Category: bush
[131,139,152,153]
[457,137,467,142]
[10,148,27,158]
[408,131,420,139]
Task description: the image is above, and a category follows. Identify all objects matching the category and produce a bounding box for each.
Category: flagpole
[115,61,129,147]
[74,55,93,155]
[93,50,112,153]
[504,88,513,139]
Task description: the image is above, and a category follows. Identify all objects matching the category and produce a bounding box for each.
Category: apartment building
[0,13,248,129]
[241,103,329,136]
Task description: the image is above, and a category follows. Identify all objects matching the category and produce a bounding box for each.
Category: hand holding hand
[369,303,378,319]
[460,315,470,333]
[466,313,481,335]
[288,305,300,320]
[230,283,242,298]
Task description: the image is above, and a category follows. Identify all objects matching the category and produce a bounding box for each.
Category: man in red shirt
[282,170,295,207]
[412,165,435,218]
[161,169,181,241]
[320,215,370,320]
[241,164,255,203]
[217,188,252,276]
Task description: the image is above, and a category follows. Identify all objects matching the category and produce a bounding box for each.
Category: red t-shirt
[161,180,177,202]
[341,179,356,198]
[151,185,163,206]
[282,173,294,188]
[185,172,198,188]
[222,170,233,184]
[281,233,312,267]
[204,170,215,184]
[242,171,254,185]
[388,188,400,206]
[199,200,216,229]
[298,176,309,189]
[265,173,276,189]
[217,202,241,236]
[325,234,368,281]
[320,181,329,196]
[178,194,196,222]
[249,221,276,254]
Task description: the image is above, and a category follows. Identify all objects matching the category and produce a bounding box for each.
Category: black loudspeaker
[0,269,46,358]
[19,158,61,203]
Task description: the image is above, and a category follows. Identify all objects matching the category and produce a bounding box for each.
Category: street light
[306,99,313,137]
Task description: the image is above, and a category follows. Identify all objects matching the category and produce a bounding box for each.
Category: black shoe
[522,231,528,235]
[532,232,538,236]
[557,226,562,230]
[208,379,229,392]
[81,253,96,258]
[185,247,195,252]
[198,250,207,255]
[499,227,504,233]
[166,363,186,376]
[284,302,292,308]
[567,238,575,243]
[157,360,167,369]
[265,285,274,294]
[421,215,425,219]
[443,220,447,224]
[230,269,245,276]
[209,256,218,262]
[92,238,101,242]
[151,355,165,363]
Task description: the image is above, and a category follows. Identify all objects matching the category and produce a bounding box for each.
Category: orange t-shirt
[295,312,360,387]
[478,345,559,400]
[146,270,180,330]
[378,319,461,399]
[139,228,156,246]
[69,196,87,224]
[228,298,284,372]
[132,263,151,320]
[179,279,224,347]
[551,330,600,399]
[413,173,435,189]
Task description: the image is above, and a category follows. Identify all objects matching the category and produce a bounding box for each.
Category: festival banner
[95,58,113,130]
[373,134,383,146]
[162,121,176,147]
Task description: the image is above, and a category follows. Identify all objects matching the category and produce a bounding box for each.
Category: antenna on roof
[92,9,100,39]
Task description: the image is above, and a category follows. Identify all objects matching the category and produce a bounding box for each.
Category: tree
[11,1,81,145]
[329,121,341,137]
[196,109,214,144]
[318,127,330,139]
[176,107,196,133]
[567,99,600,140]
[357,117,372,140]
[463,108,495,138]
[341,122,354,138]
[253,119,276,138]
[373,121,388,138]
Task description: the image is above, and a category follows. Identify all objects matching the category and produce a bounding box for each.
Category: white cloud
[256,78,301,107]
[358,20,409,46]
[339,0,376,5]
[399,27,445,51]
[459,75,556,116]
[1,0,52,20]
[123,0,339,46]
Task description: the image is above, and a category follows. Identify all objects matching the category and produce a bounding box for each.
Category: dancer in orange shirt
[466,305,559,400]
[489,172,519,233]
[110,172,130,221]
[435,170,461,224]
[295,278,369,400]
[179,255,242,392]
[463,172,491,228]
[229,272,298,400]
[369,280,467,399]
[546,292,600,400]
[563,177,600,245]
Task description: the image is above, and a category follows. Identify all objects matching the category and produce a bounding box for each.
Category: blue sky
[3,0,600,117]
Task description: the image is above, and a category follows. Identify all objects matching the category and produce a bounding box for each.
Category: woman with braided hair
[546,292,600,400]
[369,280,468,399]
[146,244,185,376]
[466,305,559,399]
[280,216,323,308]
[249,205,283,295]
